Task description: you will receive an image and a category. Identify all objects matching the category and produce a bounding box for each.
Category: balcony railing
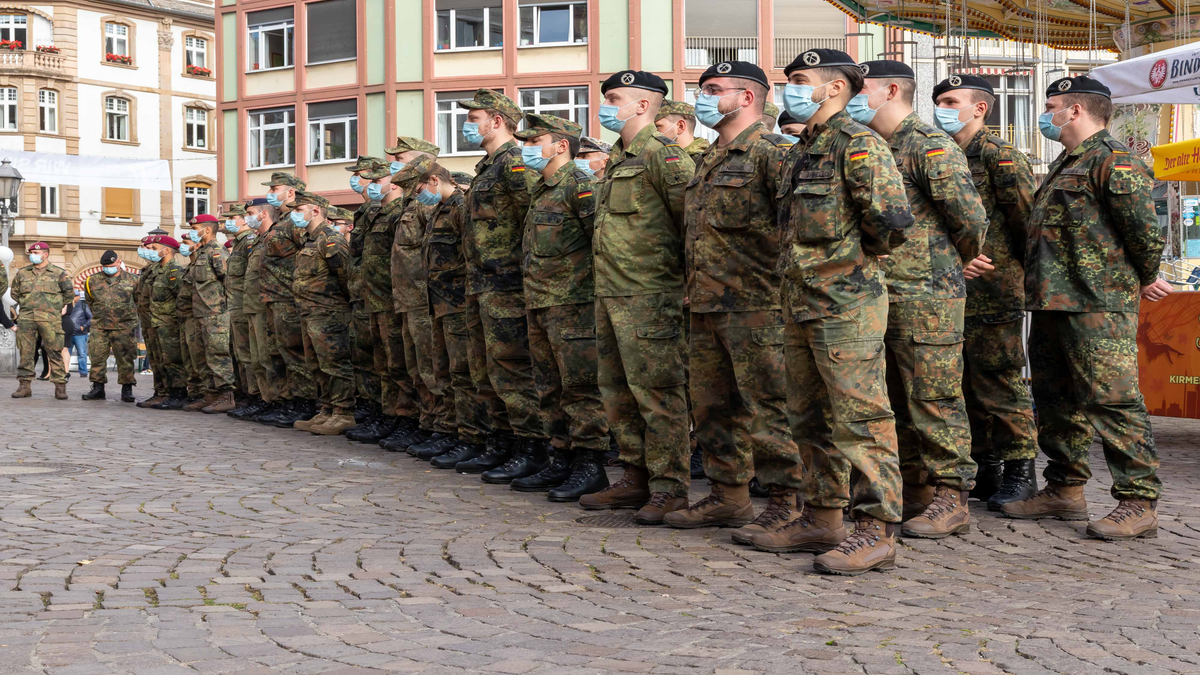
[0,49,65,76]
[773,37,847,68]
[684,36,758,69]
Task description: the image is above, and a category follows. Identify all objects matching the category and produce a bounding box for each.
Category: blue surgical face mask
[366,183,383,202]
[289,211,308,228]
[350,175,364,193]
[417,188,443,206]
[136,247,147,260]
[1039,109,1071,142]
[783,82,833,123]
[187,230,202,243]
[246,215,261,230]
[934,106,968,135]
[694,91,741,129]
[598,100,637,132]
[462,121,492,147]
[29,253,43,265]
[265,192,283,208]
[102,266,119,276]
[573,158,595,174]
[780,134,800,143]
[521,145,551,172]
[178,244,191,257]
[846,90,888,125]
[145,249,161,263]
[224,219,239,234]
[390,160,406,174]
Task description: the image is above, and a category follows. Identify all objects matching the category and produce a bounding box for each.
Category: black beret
[859,60,915,79]
[100,250,118,265]
[784,49,857,76]
[777,110,802,127]
[601,70,668,95]
[1046,75,1111,99]
[246,197,271,207]
[699,61,770,89]
[932,74,994,102]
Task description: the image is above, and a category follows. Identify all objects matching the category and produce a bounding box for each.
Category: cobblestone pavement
[2,377,1200,675]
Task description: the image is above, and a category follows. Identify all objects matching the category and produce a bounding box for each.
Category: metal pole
[0,200,8,250]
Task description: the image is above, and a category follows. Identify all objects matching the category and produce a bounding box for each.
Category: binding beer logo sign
[1150,49,1200,91]
[1151,58,1168,89]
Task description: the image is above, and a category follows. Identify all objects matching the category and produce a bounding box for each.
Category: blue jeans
[71,334,88,377]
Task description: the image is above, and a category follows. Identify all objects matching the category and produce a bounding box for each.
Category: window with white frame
[435,1,502,51]
[683,85,719,143]
[185,36,207,69]
[518,1,587,46]
[105,96,129,141]
[105,22,128,56]
[248,107,295,168]
[518,86,589,137]
[0,14,26,44]
[39,185,57,217]
[185,107,208,149]
[185,184,209,222]
[38,89,56,133]
[981,73,1033,151]
[0,87,17,131]
[248,8,294,70]
[436,89,500,155]
[308,100,357,163]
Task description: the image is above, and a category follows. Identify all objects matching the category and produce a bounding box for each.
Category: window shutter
[307,0,356,63]
[248,7,294,26]
[104,188,134,220]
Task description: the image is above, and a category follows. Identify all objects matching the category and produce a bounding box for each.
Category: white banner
[1092,42,1200,104]
[2,149,172,191]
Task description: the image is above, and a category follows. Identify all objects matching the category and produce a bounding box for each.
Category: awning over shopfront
[1151,137,1200,182]
[1091,42,1200,104]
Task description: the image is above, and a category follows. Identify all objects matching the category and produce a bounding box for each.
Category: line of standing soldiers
[118,49,1167,577]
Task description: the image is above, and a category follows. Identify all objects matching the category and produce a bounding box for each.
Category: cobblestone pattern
[2,377,1199,674]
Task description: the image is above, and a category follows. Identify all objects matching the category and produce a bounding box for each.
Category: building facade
[2,0,216,285]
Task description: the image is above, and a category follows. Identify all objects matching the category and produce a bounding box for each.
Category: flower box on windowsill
[186,64,212,77]
[106,53,133,65]
[35,45,60,54]
[0,40,22,51]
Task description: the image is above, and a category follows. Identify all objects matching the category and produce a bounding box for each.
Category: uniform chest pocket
[1052,178,1089,226]
[191,261,213,281]
[472,177,498,207]
[713,167,754,188]
[266,236,296,257]
[708,167,757,229]
[364,221,392,254]
[227,255,247,277]
[531,208,586,257]
[971,172,988,189]
[790,180,841,241]
[605,166,645,214]
[151,284,171,303]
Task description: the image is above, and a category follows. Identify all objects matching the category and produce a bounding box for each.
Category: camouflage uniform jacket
[424,189,468,318]
[84,271,137,330]
[176,256,194,321]
[465,140,530,296]
[261,223,299,303]
[189,238,228,317]
[963,127,1035,317]
[293,224,351,313]
[10,263,73,322]
[391,199,434,313]
[884,112,988,303]
[523,162,597,309]
[1026,129,1163,313]
[134,263,157,318]
[685,138,710,161]
[361,195,406,313]
[243,239,267,314]
[777,109,913,322]
[594,122,695,297]
[224,229,256,315]
[149,258,186,327]
[685,120,790,313]
[349,200,380,306]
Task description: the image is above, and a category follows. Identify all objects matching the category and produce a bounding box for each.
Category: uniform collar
[1068,128,1112,159]
[888,112,924,150]
[544,161,575,188]
[236,229,254,242]
[964,127,989,158]
[614,123,658,160]
[800,109,854,154]
[722,120,765,153]
[478,139,517,172]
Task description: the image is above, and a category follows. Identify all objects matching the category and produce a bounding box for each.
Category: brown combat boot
[294,410,330,432]
[1086,500,1158,540]
[11,380,32,398]
[201,391,236,414]
[750,504,846,553]
[1000,482,1088,521]
[813,517,897,576]
[137,394,166,409]
[634,492,688,525]
[579,465,650,510]
[54,382,67,400]
[311,414,357,436]
[184,393,217,412]
[663,482,754,529]
[902,483,935,521]
[901,485,971,538]
[731,487,798,545]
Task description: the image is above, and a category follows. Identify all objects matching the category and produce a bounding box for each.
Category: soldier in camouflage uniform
[134,237,165,407]
[236,198,285,422]
[578,71,695,525]
[287,191,358,435]
[146,236,189,409]
[757,50,913,575]
[508,114,611,502]
[182,215,236,413]
[854,61,988,539]
[80,250,138,402]
[660,62,804,539]
[577,137,612,179]
[344,157,386,427]
[223,203,260,412]
[999,76,1168,541]
[10,241,73,399]
[655,99,710,161]
[933,74,1040,510]
[762,100,780,130]
[175,233,205,403]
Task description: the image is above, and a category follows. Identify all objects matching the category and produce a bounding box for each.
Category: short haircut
[549,132,581,158]
[196,219,219,234]
[249,203,279,223]
[1058,92,1114,125]
[420,163,453,184]
[812,65,864,97]
[967,90,996,116]
[731,78,768,114]
[485,108,518,133]
[661,113,696,132]
[645,91,665,115]
[875,77,915,106]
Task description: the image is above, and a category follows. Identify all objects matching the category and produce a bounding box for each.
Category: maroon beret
[28,241,49,251]
[191,214,219,224]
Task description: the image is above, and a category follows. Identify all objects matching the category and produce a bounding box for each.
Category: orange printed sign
[1151,138,1200,182]
[1138,291,1200,418]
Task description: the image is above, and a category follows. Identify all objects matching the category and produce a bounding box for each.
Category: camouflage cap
[763,101,779,119]
[386,136,441,157]
[513,113,582,141]
[450,171,474,184]
[655,99,695,122]
[579,136,612,155]
[346,155,382,172]
[223,202,249,217]
[261,171,306,189]
[359,163,393,180]
[393,154,436,187]
[327,206,355,221]
[457,88,523,125]
[291,190,330,209]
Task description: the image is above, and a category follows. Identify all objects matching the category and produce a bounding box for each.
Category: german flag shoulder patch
[577,189,593,199]
[665,156,681,163]
[511,165,526,173]
[925,148,946,158]
[851,131,873,138]
[849,150,869,161]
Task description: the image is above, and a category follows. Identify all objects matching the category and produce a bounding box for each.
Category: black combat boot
[253,399,284,423]
[229,395,260,419]
[352,399,372,423]
[355,415,400,444]
[120,383,136,403]
[344,404,381,439]
[481,438,548,484]
[988,459,1039,512]
[81,382,106,400]
[548,452,611,502]
[970,452,1004,502]
[411,433,459,460]
[272,399,309,428]
[455,432,516,474]
[260,399,296,426]
[430,441,484,469]
[379,418,421,451]
[153,388,188,410]
[510,448,572,492]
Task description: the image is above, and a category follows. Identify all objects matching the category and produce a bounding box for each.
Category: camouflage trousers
[433,311,478,440]
[230,313,258,397]
[182,317,208,396]
[267,301,317,400]
[370,310,418,419]
[886,298,976,492]
[196,314,234,393]
[88,326,137,385]
[140,312,165,396]
[15,318,66,383]
[478,290,545,439]
[690,310,802,490]
[464,294,505,434]
[528,302,608,457]
[400,306,443,432]
[300,309,355,415]
[1029,311,1161,500]
[963,312,1038,462]
[785,293,902,523]
[597,292,690,496]
[247,310,281,402]
[351,304,380,406]
[149,322,186,390]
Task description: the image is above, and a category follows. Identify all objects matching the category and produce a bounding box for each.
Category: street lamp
[0,158,24,250]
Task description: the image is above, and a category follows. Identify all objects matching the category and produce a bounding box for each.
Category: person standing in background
[69,289,91,379]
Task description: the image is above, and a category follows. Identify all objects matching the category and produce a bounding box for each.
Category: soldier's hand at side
[1140,278,1173,302]
[962,255,994,280]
